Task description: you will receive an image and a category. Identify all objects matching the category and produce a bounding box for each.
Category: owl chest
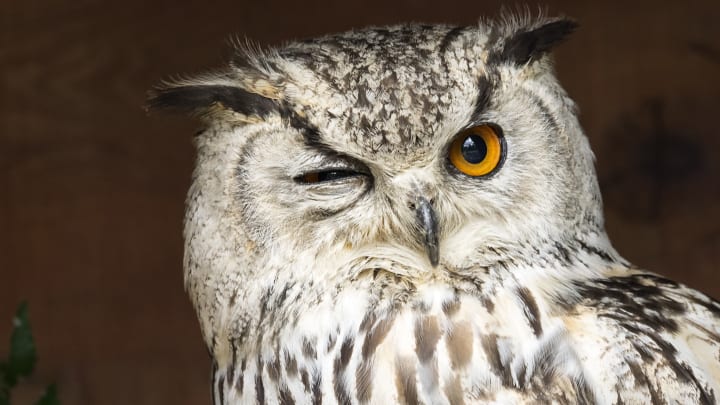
[217,286,579,404]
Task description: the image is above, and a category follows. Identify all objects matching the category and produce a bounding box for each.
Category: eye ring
[448,124,505,177]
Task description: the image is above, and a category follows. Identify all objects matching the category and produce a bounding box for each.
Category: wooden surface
[1,1,718,403]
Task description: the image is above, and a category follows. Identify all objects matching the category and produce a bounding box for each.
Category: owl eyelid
[294,168,369,184]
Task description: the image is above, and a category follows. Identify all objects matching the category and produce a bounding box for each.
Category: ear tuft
[492,18,578,66]
[146,84,278,118]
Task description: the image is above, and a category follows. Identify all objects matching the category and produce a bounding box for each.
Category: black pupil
[461,135,488,164]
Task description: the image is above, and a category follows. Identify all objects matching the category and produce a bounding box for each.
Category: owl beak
[415,196,439,267]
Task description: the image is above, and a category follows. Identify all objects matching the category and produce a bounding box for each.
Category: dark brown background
[1,0,718,403]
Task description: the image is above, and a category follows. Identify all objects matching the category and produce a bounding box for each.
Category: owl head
[149,15,612,356]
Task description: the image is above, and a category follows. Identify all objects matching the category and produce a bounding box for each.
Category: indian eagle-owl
[148,13,720,404]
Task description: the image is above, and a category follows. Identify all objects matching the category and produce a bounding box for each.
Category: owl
[149,14,720,405]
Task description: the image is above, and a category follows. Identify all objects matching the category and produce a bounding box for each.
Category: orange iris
[448,125,503,177]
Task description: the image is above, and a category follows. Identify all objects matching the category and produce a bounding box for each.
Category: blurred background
[1,0,718,403]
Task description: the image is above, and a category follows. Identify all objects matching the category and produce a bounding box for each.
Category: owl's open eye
[449,124,505,177]
[295,169,362,184]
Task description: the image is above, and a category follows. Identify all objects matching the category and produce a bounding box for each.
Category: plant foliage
[0,303,59,405]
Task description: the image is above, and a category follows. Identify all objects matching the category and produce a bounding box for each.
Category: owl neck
[217,225,625,351]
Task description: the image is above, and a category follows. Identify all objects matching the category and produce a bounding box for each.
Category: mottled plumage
[149,13,720,404]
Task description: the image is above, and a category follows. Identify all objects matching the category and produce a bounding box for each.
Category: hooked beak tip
[429,250,439,267]
[415,196,440,267]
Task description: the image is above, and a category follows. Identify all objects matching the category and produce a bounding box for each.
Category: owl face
[150,16,606,352]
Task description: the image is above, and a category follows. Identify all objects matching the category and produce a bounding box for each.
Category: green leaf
[0,380,8,405]
[7,302,37,381]
[0,361,7,388]
[0,362,8,405]
[34,384,59,405]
